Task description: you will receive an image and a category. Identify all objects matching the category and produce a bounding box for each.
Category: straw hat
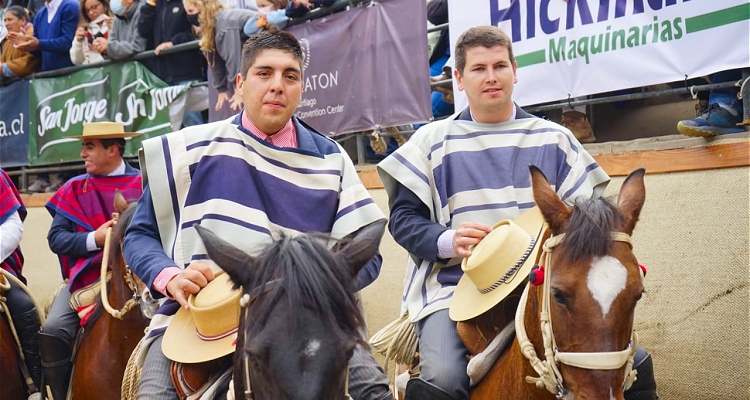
[449,206,546,322]
[68,122,141,140]
[162,271,242,363]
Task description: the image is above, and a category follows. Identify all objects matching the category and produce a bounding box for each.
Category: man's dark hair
[454,26,515,75]
[100,138,126,157]
[239,28,304,79]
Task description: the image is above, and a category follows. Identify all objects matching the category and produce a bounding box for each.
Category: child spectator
[91,0,146,60]
[677,69,745,136]
[1,6,40,81]
[184,0,255,111]
[242,0,288,37]
[70,0,112,65]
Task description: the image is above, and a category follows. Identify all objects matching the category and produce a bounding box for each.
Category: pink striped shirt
[241,112,298,148]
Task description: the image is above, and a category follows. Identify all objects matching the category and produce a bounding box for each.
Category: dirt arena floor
[20,189,405,369]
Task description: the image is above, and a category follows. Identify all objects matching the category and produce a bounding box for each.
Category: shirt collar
[46,0,63,13]
[108,160,126,176]
[240,111,297,148]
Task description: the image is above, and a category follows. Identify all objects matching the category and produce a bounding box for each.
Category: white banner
[448,0,750,108]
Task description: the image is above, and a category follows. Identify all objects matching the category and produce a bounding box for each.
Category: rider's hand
[93,220,116,247]
[166,262,215,309]
[452,221,493,258]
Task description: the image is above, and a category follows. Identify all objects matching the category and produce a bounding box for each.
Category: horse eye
[552,289,567,306]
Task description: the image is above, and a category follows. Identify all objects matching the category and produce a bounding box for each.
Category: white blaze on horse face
[587,256,628,318]
[304,339,321,358]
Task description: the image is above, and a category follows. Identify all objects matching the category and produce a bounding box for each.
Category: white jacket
[70,15,111,65]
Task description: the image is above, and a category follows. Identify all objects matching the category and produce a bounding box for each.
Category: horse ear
[616,168,646,234]
[114,189,129,214]
[194,225,255,286]
[333,219,387,277]
[530,165,570,234]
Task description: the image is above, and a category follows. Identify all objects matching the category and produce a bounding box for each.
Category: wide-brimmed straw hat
[68,122,141,140]
[449,206,546,322]
[162,271,242,364]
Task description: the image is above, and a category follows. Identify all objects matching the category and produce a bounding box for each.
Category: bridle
[515,231,640,398]
[236,280,352,400]
[100,212,142,320]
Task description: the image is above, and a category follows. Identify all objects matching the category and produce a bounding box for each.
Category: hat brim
[449,206,547,322]
[68,132,142,140]
[162,273,240,364]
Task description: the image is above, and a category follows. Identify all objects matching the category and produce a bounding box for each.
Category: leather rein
[515,232,640,398]
[100,212,142,320]
[236,280,352,400]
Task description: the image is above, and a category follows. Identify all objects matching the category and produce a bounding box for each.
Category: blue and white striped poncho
[377,110,610,321]
[141,116,385,269]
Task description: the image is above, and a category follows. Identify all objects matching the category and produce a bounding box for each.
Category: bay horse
[67,191,155,400]
[457,166,647,399]
[194,219,386,400]
[0,277,27,400]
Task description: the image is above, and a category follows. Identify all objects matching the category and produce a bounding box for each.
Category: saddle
[170,355,233,400]
[68,272,111,324]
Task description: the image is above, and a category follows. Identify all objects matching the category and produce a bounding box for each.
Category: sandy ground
[20,189,406,368]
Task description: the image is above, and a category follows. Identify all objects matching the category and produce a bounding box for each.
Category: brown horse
[0,290,27,400]
[68,192,154,400]
[458,166,647,399]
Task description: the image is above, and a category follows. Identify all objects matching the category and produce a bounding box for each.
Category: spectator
[1,6,41,81]
[242,0,289,37]
[93,0,147,60]
[677,69,745,136]
[284,0,334,18]
[8,0,78,192]
[138,0,208,128]
[426,0,453,118]
[69,0,112,65]
[183,0,255,111]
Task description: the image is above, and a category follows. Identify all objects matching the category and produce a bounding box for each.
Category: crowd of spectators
[0,0,746,191]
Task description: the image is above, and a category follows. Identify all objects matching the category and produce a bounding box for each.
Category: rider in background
[378,25,657,400]
[123,28,393,400]
[0,168,42,398]
[41,122,142,400]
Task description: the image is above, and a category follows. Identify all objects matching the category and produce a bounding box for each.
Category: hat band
[478,237,536,294]
[196,326,238,342]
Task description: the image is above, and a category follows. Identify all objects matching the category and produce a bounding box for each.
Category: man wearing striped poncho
[123,29,393,400]
[377,26,611,400]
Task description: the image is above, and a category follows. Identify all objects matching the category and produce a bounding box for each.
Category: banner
[209,0,432,135]
[449,0,750,108]
[0,80,30,168]
[28,62,187,165]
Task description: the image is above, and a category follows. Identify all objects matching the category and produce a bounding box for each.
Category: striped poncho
[141,116,385,270]
[0,169,26,280]
[46,171,143,291]
[377,109,610,321]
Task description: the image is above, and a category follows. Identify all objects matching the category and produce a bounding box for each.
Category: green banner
[29,61,187,165]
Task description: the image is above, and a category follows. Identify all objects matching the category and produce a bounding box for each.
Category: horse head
[195,220,386,400]
[527,165,646,399]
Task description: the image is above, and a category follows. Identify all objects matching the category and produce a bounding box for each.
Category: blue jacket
[33,0,78,71]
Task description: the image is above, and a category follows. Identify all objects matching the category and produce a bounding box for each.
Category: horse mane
[559,196,626,262]
[83,203,139,331]
[242,232,364,343]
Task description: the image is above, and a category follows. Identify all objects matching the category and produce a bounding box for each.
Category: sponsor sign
[28,62,186,165]
[0,80,30,167]
[449,0,750,108]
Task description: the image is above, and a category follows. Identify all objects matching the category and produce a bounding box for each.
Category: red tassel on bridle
[639,264,647,277]
[529,264,545,286]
